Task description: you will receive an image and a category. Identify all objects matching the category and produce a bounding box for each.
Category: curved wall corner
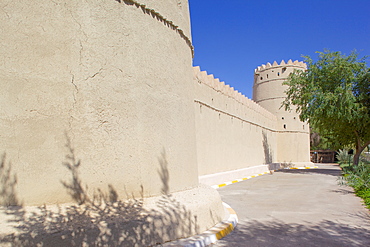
[253,60,312,164]
[0,1,224,243]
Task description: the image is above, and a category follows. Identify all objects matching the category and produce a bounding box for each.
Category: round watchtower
[253,60,312,165]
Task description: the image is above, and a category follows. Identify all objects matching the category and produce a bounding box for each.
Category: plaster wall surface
[0,0,313,243]
[136,0,192,39]
[193,67,278,178]
[0,0,203,205]
[253,61,312,164]
[0,0,226,243]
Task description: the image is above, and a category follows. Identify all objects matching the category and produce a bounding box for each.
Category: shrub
[336,149,353,164]
[341,162,370,209]
[336,149,354,173]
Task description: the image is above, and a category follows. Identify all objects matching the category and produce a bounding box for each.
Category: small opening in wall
[282,67,287,73]
[260,77,263,80]
[266,74,269,78]
[277,72,280,76]
[212,98,214,103]
[282,117,284,120]
[283,124,286,129]
[294,117,296,120]
[303,125,305,130]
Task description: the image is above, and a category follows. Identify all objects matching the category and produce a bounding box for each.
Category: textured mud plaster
[0,0,224,238]
[1,0,183,201]
[194,61,312,179]
[0,0,314,243]
[253,61,311,165]
[193,67,279,177]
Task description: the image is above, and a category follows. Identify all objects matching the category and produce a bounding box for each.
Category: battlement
[255,60,306,73]
[193,66,277,121]
[253,60,306,86]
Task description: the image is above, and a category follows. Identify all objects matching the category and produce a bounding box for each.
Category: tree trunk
[353,149,361,166]
[353,141,370,166]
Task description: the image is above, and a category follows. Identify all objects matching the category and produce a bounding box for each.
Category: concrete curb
[287,166,319,170]
[211,166,319,189]
[162,202,238,247]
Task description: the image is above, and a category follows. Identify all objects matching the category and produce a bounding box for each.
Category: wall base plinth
[199,165,271,186]
[0,185,224,246]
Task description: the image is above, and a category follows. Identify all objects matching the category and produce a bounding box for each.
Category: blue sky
[189,0,370,99]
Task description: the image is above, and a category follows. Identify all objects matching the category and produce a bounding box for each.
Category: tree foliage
[310,128,333,150]
[282,50,370,165]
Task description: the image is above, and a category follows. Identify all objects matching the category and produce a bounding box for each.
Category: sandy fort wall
[0,1,224,244]
[193,67,280,185]
[0,0,313,244]
[194,61,312,185]
[1,0,199,205]
[253,60,311,165]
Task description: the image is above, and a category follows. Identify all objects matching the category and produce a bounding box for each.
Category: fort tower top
[253,59,307,132]
[253,60,311,164]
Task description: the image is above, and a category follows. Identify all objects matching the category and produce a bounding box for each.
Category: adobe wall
[0,0,313,243]
[0,1,224,242]
[253,60,312,165]
[193,67,279,185]
[0,0,225,243]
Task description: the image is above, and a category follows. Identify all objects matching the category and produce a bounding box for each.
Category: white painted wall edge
[199,165,271,187]
[199,162,316,187]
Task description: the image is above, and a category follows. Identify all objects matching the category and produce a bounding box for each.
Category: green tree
[282,50,370,166]
[310,127,333,150]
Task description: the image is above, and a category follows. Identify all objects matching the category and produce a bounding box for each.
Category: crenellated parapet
[255,59,306,73]
[193,66,279,178]
[193,66,277,122]
[253,59,308,132]
[0,2,226,244]
[254,60,306,86]
[253,59,311,165]
[122,0,194,57]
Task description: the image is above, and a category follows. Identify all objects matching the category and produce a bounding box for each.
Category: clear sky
[189,0,370,99]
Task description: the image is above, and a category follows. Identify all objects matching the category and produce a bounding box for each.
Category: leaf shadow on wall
[158,149,170,195]
[0,137,199,246]
[262,131,273,165]
[0,153,21,207]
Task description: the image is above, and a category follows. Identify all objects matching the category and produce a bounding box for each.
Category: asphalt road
[212,163,370,247]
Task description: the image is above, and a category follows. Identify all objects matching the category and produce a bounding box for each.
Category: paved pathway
[212,164,370,246]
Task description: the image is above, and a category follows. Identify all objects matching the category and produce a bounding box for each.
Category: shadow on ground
[277,167,341,177]
[213,218,370,247]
